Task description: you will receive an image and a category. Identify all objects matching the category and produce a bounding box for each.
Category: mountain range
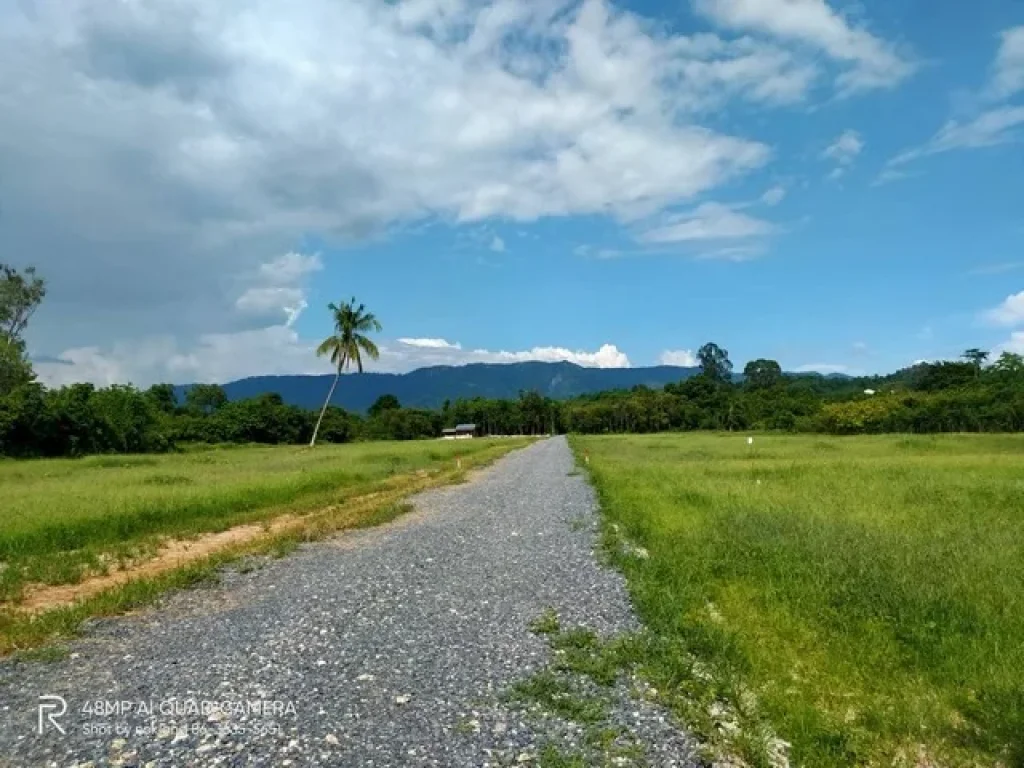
[199,361,703,413]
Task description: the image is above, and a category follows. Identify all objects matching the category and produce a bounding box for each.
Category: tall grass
[0,439,524,601]
[573,433,1024,767]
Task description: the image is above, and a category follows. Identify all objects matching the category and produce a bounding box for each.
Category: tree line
[2,264,1023,458]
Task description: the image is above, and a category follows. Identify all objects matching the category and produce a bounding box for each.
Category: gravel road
[0,437,697,767]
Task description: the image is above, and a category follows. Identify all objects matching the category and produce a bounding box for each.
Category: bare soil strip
[11,463,474,614]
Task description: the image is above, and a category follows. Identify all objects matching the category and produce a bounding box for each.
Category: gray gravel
[0,436,698,767]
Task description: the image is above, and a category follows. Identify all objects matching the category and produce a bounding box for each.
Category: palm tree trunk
[310,369,341,447]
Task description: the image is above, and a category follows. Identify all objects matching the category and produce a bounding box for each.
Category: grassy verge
[0,437,531,654]
[571,432,1024,767]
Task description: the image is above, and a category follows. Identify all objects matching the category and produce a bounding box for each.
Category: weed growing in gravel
[530,607,561,636]
[538,744,588,768]
[572,432,1024,768]
[566,516,589,532]
[513,610,663,766]
[510,670,608,724]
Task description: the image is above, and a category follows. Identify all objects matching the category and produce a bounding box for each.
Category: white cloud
[998,331,1024,355]
[489,236,506,253]
[990,26,1024,100]
[983,290,1024,327]
[397,338,463,349]
[235,287,306,322]
[361,338,635,372]
[886,29,1024,172]
[486,343,631,368]
[35,334,633,387]
[659,349,698,366]
[822,129,864,165]
[5,0,835,369]
[639,202,776,243]
[5,0,911,385]
[889,107,1024,166]
[234,251,321,326]
[693,0,916,92]
[35,326,329,388]
[761,185,786,206]
[257,252,323,286]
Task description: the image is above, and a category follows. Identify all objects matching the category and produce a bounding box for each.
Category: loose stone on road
[0,436,697,766]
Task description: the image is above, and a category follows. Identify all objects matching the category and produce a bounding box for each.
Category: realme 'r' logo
[37,695,66,735]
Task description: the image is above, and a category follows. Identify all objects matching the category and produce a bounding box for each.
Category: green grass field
[0,439,527,605]
[572,433,1024,768]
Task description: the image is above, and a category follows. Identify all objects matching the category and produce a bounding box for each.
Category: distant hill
[186,361,702,413]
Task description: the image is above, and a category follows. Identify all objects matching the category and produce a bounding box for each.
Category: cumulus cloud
[2,0,906,385]
[35,335,633,387]
[659,349,698,366]
[485,343,631,368]
[34,326,328,389]
[693,0,916,93]
[387,340,634,369]
[235,287,306,321]
[257,253,323,286]
[489,236,506,253]
[234,252,322,326]
[998,331,1024,355]
[983,290,1024,327]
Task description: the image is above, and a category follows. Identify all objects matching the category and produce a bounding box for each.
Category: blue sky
[3,0,1023,385]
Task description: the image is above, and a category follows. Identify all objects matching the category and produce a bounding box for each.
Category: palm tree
[310,298,381,447]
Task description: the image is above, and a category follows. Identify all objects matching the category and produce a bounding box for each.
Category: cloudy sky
[2,0,1023,387]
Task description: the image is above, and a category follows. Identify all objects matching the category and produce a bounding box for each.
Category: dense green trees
[185,383,228,414]
[2,347,1023,457]
[5,342,1024,458]
[697,341,733,381]
[368,394,401,418]
[558,351,1024,436]
[2,262,1024,457]
[743,358,783,390]
[0,383,169,457]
